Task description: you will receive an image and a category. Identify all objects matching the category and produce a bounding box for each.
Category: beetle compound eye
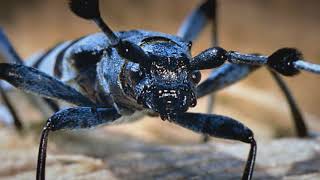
[191,70,201,84]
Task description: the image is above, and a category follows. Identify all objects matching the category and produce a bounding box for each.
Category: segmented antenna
[69,0,119,45]
[68,0,149,64]
[268,48,320,75]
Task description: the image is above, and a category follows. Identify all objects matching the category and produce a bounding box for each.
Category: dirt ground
[0,0,320,140]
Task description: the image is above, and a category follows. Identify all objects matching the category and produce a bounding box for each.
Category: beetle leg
[0,63,94,106]
[36,106,121,180]
[0,85,22,130]
[197,64,257,98]
[197,62,310,137]
[179,0,316,139]
[178,0,218,143]
[267,69,308,137]
[172,112,256,180]
[0,28,24,64]
[193,47,320,138]
[178,0,216,42]
[0,28,63,129]
[0,28,25,129]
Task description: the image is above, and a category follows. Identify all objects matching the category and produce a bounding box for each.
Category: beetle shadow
[52,130,279,180]
[106,145,279,180]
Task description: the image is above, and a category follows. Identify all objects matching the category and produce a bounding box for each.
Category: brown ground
[0,0,320,139]
[0,0,320,179]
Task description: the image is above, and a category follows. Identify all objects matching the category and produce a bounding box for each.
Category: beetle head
[135,40,201,120]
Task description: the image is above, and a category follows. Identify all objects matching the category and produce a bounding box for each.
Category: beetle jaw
[137,84,197,120]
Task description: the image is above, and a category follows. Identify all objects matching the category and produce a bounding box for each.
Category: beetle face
[140,83,197,120]
[136,42,201,120]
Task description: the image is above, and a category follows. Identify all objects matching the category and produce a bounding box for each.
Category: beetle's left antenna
[69,0,149,64]
[69,0,119,45]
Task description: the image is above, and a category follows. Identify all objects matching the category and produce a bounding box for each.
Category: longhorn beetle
[0,0,320,180]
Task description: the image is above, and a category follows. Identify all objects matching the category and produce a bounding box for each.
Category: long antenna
[68,0,149,64]
[69,0,119,45]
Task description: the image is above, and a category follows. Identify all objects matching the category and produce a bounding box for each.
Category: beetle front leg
[178,0,220,142]
[37,106,121,180]
[172,112,256,180]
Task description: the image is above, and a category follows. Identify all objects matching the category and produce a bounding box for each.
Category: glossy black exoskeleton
[0,0,320,180]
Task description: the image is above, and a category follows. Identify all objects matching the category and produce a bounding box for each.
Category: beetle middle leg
[172,112,256,180]
[177,0,215,42]
[36,106,121,180]
[178,0,309,138]
[196,63,309,137]
[0,29,61,130]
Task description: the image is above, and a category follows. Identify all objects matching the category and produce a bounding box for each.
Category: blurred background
[0,0,320,143]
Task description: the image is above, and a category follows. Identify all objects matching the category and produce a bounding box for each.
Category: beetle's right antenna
[69,0,149,64]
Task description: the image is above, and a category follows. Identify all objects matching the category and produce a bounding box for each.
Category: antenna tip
[69,0,100,20]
